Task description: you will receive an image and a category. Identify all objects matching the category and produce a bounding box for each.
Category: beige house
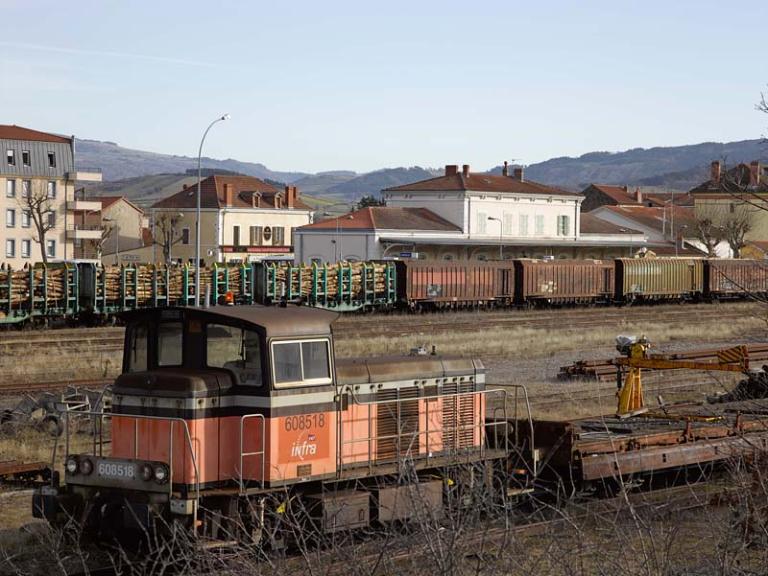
[0,125,101,265]
[690,160,768,243]
[130,175,313,265]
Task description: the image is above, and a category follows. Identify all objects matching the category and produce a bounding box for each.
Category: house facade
[147,175,312,265]
[0,125,101,264]
[295,163,645,263]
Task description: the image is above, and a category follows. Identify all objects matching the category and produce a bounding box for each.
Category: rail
[238,413,266,494]
[337,387,509,476]
[64,411,201,515]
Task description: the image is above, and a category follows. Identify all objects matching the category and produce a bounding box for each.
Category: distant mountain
[324,167,440,199]
[78,136,768,206]
[494,139,768,191]
[75,139,308,183]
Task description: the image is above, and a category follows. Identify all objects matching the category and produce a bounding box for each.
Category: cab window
[272,339,331,388]
[126,322,148,372]
[206,323,262,387]
[158,321,183,366]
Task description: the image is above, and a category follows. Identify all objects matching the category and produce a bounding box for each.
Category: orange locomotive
[33,306,517,540]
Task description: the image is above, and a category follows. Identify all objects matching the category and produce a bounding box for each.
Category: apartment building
[0,125,101,264]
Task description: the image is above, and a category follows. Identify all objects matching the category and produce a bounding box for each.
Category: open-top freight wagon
[514,259,614,305]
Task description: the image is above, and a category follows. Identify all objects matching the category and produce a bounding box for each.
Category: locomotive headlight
[140,463,154,481]
[154,464,169,484]
[65,457,78,475]
[80,458,93,476]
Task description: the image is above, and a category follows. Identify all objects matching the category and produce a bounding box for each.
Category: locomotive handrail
[64,411,201,518]
[238,413,266,494]
[497,383,536,478]
[338,387,509,476]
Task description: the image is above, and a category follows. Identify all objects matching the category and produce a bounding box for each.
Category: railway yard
[1,301,768,575]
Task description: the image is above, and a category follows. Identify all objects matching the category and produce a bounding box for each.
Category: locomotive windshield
[206,323,263,387]
[127,322,148,372]
[272,339,331,388]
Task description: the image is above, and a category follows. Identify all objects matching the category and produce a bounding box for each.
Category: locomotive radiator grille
[376,388,420,462]
[442,382,477,452]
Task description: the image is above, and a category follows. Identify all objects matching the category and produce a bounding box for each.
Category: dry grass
[335,315,766,359]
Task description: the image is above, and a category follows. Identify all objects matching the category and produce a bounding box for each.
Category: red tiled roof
[384,171,578,196]
[589,184,636,204]
[98,195,144,214]
[0,125,71,144]
[690,162,768,194]
[644,192,694,207]
[579,213,640,235]
[596,205,697,234]
[299,207,461,232]
[152,175,311,210]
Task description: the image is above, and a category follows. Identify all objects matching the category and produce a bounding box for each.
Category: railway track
[0,378,113,395]
[63,480,733,576]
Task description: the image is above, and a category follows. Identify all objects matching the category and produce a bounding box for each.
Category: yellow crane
[612,336,749,416]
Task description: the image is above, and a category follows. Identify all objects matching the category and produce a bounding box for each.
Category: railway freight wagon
[0,263,79,324]
[396,260,515,309]
[514,259,614,305]
[704,259,768,298]
[615,258,704,302]
[78,263,255,317]
[253,261,397,311]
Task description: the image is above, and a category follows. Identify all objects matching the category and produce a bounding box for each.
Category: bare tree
[86,224,113,261]
[693,204,727,257]
[153,213,183,264]
[19,187,57,263]
[721,203,756,258]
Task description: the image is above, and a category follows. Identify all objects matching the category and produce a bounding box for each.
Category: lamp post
[676,224,688,257]
[487,216,503,260]
[321,202,353,262]
[195,113,230,307]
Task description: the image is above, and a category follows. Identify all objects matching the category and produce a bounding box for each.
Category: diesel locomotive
[33,305,530,542]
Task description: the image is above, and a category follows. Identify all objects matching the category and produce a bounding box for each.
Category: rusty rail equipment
[612,336,749,415]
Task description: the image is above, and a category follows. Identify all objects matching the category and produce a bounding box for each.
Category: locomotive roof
[121,305,338,338]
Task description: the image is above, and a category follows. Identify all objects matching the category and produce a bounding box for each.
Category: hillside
[79,136,767,205]
[495,139,767,190]
[75,139,308,183]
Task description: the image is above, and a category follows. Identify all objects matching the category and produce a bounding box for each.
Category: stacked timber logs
[0,265,69,306]
[100,264,246,306]
[268,262,391,299]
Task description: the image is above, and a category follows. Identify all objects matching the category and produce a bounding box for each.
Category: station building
[294,164,647,263]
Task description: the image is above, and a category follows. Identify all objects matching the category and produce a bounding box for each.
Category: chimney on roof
[750,161,762,187]
[223,183,234,206]
[502,161,509,177]
[445,165,458,176]
[462,164,470,177]
[513,167,524,182]
[711,160,721,184]
[284,186,292,208]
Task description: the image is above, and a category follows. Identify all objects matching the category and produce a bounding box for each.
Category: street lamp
[487,216,503,260]
[321,202,353,262]
[676,224,688,257]
[195,113,230,307]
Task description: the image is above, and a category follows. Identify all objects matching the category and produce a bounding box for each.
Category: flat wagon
[397,260,515,309]
[615,258,704,301]
[704,259,768,298]
[514,259,614,305]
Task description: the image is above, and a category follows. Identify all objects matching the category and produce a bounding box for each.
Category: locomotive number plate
[97,460,137,480]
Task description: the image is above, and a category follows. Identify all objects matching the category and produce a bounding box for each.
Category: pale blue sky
[1,0,766,173]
